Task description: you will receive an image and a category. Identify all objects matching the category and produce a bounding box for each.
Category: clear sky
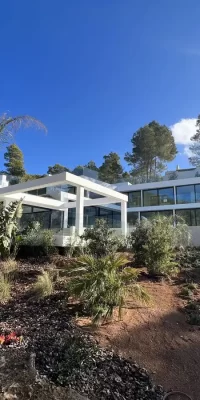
[0,0,200,174]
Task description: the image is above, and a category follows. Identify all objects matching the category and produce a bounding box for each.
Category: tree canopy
[4,144,26,177]
[47,164,69,175]
[99,152,124,183]
[84,161,99,171]
[125,121,177,182]
[189,115,200,167]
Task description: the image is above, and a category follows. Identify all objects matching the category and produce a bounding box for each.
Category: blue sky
[0,0,200,174]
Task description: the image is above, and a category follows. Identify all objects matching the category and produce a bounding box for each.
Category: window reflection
[176,185,195,204]
[143,189,158,206]
[128,191,141,207]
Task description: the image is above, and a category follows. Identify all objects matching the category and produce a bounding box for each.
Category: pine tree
[125,121,177,182]
[189,115,200,166]
[84,161,99,171]
[99,152,123,183]
[47,164,69,174]
[4,144,25,177]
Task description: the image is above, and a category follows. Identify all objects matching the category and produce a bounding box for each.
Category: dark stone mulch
[0,291,165,400]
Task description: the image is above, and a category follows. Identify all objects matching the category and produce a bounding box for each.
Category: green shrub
[21,221,55,256]
[67,254,149,324]
[32,270,54,298]
[0,273,11,301]
[81,219,120,258]
[185,282,198,291]
[129,219,151,266]
[179,287,193,299]
[187,312,200,325]
[144,217,179,277]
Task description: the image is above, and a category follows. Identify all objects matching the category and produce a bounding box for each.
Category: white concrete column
[75,186,84,236]
[121,201,127,236]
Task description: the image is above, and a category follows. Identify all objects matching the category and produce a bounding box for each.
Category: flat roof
[0,172,128,210]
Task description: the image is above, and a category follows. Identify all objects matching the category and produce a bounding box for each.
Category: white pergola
[0,172,128,236]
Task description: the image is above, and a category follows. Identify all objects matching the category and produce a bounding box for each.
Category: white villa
[0,166,200,246]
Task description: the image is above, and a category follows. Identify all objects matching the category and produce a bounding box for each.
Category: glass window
[143,189,158,206]
[68,208,76,227]
[158,187,174,205]
[84,207,97,227]
[128,191,141,207]
[176,185,195,204]
[28,189,38,196]
[51,211,63,229]
[175,209,196,226]
[34,212,50,229]
[196,209,200,225]
[22,205,32,213]
[195,185,200,203]
[38,188,46,196]
[112,211,121,228]
[127,212,138,226]
[32,207,48,213]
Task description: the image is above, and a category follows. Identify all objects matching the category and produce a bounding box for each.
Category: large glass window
[176,209,196,226]
[128,191,141,207]
[143,187,174,206]
[20,205,63,230]
[127,212,138,226]
[176,185,195,204]
[196,209,200,225]
[195,184,200,203]
[51,210,63,229]
[143,189,158,206]
[158,188,174,205]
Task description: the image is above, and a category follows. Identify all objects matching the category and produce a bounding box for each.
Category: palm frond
[0,113,47,145]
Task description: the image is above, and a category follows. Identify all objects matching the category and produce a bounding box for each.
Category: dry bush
[0,259,18,274]
[0,273,11,301]
[32,270,54,299]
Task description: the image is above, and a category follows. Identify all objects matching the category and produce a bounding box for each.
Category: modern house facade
[0,166,200,245]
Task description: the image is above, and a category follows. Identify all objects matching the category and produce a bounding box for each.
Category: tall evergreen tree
[189,115,200,166]
[84,161,99,171]
[4,144,25,177]
[47,164,69,175]
[125,121,177,182]
[99,152,123,183]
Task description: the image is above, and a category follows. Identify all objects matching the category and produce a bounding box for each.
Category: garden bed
[0,259,200,400]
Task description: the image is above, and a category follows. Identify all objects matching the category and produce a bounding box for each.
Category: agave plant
[67,254,149,324]
[0,200,23,259]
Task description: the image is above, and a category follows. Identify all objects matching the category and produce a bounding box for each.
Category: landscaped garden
[0,201,200,400]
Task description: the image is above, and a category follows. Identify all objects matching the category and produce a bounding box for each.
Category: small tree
[129,219,151,266]
[0,200,22,259]
[4,144,25,177]
[144,217,178,276]
[81,219,119,257]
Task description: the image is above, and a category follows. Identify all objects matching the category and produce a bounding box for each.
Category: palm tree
[0,113,47,144]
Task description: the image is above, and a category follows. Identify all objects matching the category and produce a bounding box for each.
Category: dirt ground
[78,280,200,400]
